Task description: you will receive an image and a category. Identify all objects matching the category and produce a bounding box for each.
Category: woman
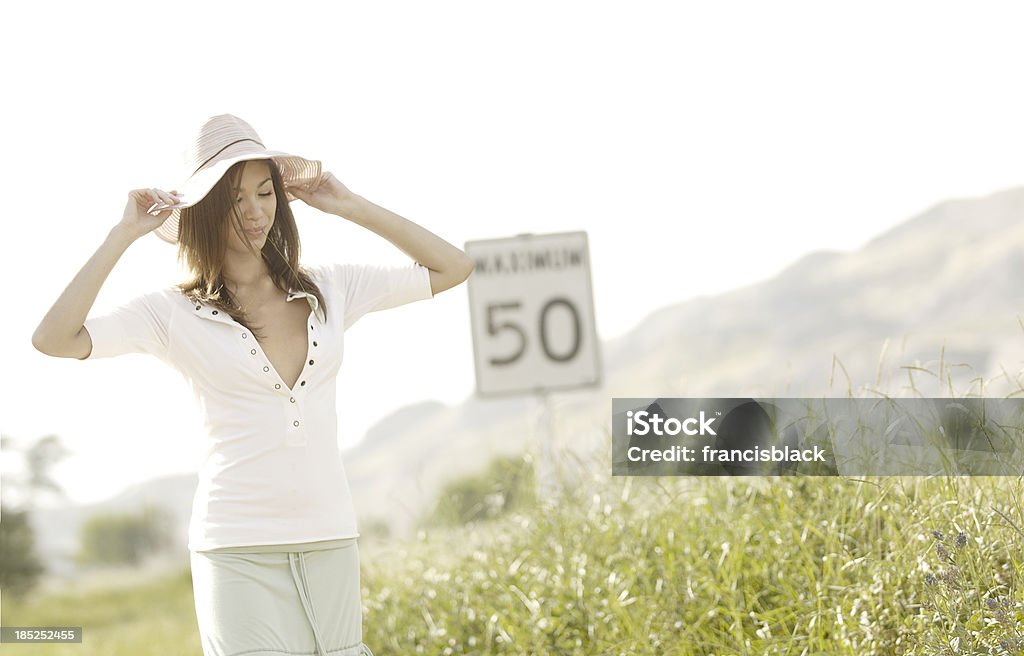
[31,114,474,656]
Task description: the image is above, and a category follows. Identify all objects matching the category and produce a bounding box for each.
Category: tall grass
[361,450,1024,655]
[4,460,1021,655]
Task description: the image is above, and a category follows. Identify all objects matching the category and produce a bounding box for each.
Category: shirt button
[251,349,257,355]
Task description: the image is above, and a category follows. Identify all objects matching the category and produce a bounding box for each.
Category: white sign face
[465,231,601,396]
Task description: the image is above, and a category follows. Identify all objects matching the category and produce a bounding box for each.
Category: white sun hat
[151,114,322,244]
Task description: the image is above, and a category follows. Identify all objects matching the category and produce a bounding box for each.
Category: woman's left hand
[285,171,354,215]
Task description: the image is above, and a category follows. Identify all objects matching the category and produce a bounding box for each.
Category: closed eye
[236,192,275,202]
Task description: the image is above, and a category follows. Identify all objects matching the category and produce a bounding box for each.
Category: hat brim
[152,150,321,244]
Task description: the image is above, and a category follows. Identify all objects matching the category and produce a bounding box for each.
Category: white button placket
[283,294,322,448]
[284,362,306,448]
[196,295,321,449]
[241,323,306,448]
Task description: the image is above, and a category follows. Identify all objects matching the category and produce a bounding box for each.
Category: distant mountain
[31,184,1024,576]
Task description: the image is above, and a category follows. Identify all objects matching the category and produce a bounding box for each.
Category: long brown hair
[174,159,327,340]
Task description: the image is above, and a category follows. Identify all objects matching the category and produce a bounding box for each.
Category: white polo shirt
[82,262,433,552]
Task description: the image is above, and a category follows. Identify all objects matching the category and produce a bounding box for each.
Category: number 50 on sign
[465,231,602,397]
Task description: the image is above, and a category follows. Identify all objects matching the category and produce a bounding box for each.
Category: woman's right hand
[117,188,182,241]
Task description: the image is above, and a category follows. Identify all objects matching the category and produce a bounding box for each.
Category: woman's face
[224,159,276,256]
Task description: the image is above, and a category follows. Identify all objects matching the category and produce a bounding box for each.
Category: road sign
[465,231,601,396]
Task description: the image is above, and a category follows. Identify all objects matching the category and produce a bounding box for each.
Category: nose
[237,197,264,221]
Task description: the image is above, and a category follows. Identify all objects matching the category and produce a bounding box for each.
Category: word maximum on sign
[471,247,585,275]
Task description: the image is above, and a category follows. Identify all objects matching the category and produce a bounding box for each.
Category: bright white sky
[4,1,1024,507]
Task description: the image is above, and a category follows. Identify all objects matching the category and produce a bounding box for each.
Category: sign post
[465,231,601,505]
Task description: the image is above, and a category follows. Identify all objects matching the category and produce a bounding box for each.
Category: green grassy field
[3,469,1022,655]
[1,565,202,655]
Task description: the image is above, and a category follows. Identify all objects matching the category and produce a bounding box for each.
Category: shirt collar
[287,288,325,323]
[189,287,325,324]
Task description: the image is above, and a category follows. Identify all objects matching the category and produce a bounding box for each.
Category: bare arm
[336,193,474,296]
[286,173,474,295]
[31,188,182,359]
[32,228,136,359]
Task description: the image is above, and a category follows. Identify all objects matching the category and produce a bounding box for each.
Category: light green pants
[190,538,374,656]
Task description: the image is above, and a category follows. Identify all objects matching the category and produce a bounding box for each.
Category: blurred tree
[76,504,175,567]
[0,504,46,601]
[0,433,63,601]
[424,453,536,528]
[358,517,392,541]
[1,433,71,511]
[23,434,71,511]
